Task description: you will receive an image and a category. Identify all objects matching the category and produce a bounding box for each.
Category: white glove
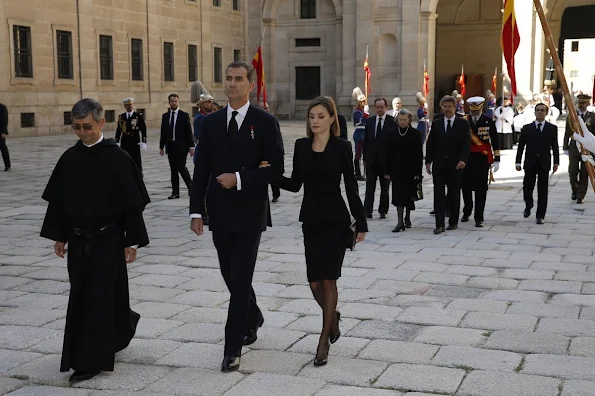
[116,142,120,147]
[139,142,147,150]
[573,117,595,152]
[492,161,500,173]
[564,150,569,156]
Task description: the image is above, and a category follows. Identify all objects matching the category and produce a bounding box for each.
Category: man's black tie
[447,119,452,134]
[228,110,239,143]
[580,112,585,120]
[376,117,382,138]
[537,122,542,132]
[169,110,175,140]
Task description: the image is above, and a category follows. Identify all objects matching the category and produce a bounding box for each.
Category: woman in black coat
[264,96,367,366]
[386,109,423,232]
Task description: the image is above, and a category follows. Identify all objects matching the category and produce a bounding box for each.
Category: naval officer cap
[577,94,592,101]
[123,98,135,104]
[467,96,485,110]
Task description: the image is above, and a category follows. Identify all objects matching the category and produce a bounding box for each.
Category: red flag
[501,0,521,103]
[251,46,267,105]
[492,67,497,93]
[364,47,371,95]
[459,65,466,97]
[423,63,429,98]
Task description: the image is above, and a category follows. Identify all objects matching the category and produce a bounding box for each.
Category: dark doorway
[559,5,595,66]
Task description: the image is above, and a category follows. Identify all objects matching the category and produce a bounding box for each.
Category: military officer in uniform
[461,97,500,227]
[115,98,147,173]
[563,93,595,203]
[352,87,368,181]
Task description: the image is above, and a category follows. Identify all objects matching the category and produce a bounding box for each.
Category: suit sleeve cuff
[236,172,242,191]
[129,245,138,249]
[515,163,521,167]
[190,214,203,219]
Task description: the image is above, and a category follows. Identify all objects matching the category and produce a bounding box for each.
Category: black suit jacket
[0,103,8,135]
[363,115,395,172]
[160,109,194,151]
[280,136,368,232]
[516,121,560,171]
[426,115,471,168]
[190,105,284,233]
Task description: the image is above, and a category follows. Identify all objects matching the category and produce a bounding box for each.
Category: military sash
[469,125,494,164]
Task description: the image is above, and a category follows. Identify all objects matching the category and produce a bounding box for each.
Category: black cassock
[115,112,147,172]
[40,137,150,373]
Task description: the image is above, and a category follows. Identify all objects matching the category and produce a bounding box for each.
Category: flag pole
[365,45,369,102]
[532,0,595,191]
[260,27,266,47]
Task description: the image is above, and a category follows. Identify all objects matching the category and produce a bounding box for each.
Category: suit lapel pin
[250,126,255,139]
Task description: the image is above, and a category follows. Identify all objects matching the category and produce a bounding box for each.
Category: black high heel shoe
[314,340,330,367]
[330,311,341,344]
[392,223,406,232]
[404,218,412,228]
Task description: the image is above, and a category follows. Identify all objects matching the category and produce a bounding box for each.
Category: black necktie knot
[232,110,238,118]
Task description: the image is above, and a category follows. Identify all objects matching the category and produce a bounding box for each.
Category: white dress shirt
[190,101,251,219]
[126,111,133,119]
[444,115,456,131]
[84,133,137,249]
[535,120,545,131]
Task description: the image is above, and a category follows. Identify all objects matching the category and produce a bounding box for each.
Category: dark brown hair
[226,61,254,82]
[374,97,388,107]
[168,93,179,102]
[306,96,340,138]
[440,95,456,107]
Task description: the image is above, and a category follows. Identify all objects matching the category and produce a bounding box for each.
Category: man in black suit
[426,95,470,234]
[516,102,559,224]
[0,103,10,171]
[190,61,284,373]
[338,113,348,140]
[159,94,194,199]
[363,98,394,219]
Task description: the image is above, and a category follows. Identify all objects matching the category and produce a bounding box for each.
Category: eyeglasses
[71,123,97,131]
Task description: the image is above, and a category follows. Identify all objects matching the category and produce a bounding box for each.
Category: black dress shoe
[366,213,373,219]
[577,198,584,204]
[244,316,264,346]
[523,209,531,218]
[446,224,458,230]
[4,167,10,172]
[330,311,341,344]
[272,196,279,203]
[429,210,435,215]
[379,213,387,219]
[404,218,412,228]
[221,356,240,372]
[461,215,470,222]
[392,223,406,233]
[475,221,484,228]
[433,227,445,235]
[572,193,577,200]
[69,370,100,383]
[536,218,544,225]
[168,194,180,199]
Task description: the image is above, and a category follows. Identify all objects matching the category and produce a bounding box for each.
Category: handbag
[345,220,357,250]
[413,175,424,201]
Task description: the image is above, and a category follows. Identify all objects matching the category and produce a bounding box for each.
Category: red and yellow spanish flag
[364,47,371,95]
[423,61,430,98]
[251,46,267,105]
[459,65,466,97]
[501,0,520,102]
[491,67,498,93]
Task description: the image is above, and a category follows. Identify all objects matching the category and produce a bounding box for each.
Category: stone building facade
[1,0,593,136]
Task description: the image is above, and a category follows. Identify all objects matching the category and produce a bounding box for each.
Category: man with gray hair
[40,98,150,383]
[387,97,402,117]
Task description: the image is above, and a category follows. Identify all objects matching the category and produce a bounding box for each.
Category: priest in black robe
[40,98,150,383]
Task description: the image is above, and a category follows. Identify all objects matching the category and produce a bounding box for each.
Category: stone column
[338,0,356,116]
[417,10,437,115]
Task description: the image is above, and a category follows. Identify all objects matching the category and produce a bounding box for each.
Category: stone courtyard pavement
[1,119,595,396]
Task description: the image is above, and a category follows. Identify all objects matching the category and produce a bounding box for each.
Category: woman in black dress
[272,96,367,366]
[387,109,423,232]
